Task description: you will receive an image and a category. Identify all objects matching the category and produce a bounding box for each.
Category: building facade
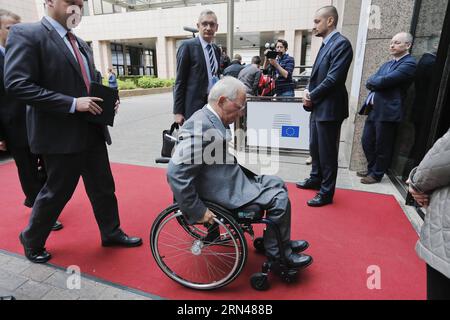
[1,0,449,200]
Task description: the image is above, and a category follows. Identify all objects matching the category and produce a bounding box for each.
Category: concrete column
[92,40,112,78]
[284,29,295,55]
[293,30,303,76]
[166,38,177,79]
[156,36,168,79]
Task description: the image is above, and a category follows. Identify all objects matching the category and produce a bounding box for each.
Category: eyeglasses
[226,98,246,111]
[200,21,217,28]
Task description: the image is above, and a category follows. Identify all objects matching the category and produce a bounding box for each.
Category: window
[93,0,122,15]
[82,0,90,16]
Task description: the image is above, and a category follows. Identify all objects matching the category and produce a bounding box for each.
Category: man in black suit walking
[173,9,221,125]
[296,6,353,207]
[4,0,142,264]
[0,9,63,231]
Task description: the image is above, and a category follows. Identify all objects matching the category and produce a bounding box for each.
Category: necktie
[388,60,396,72]
[67,32,91,94]
[206,44,217,76]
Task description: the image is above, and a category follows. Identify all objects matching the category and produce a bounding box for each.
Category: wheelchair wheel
[250,273,269,291]
[150,202,248,290]
[253,237,265,254]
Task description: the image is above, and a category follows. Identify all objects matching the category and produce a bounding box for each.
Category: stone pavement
[0,93,423,300]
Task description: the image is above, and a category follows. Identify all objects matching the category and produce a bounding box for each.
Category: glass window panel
[102,1,113,14]
[93,0,103,15]
[83,0,90,16]
[389,0,447,182]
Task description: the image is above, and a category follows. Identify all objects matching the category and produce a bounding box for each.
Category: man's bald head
[317,6,339,27]
[390,32,413,58]
[313,6,339,38]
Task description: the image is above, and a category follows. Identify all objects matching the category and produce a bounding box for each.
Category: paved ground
[0,93,423,300]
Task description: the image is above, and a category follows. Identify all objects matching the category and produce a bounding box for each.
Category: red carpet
[0,161,425,300]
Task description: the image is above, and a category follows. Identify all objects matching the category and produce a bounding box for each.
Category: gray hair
[397,32,414,44]
[208,77,246,104]
[0,9,21,27]
[198,9,217,23]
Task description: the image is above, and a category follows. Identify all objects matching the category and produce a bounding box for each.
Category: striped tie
[206,44,217,76]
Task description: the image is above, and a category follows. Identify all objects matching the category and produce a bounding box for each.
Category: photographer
[263,39,295,97]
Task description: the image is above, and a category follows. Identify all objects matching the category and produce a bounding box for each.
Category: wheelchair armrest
[155,157,171,164]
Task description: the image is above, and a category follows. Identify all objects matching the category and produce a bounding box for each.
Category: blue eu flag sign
[281,126,300,138]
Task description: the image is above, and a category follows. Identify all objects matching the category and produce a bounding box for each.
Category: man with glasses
[173,9,221,125]
[167,77,313,269]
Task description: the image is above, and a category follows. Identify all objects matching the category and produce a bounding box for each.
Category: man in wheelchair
[167,77,312,269]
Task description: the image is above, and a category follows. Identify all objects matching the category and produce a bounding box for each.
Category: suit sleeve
[366,60,417,91]
[408,129,450,193]
[4,26,73,114]
[253,69,262,95]
[309,40,353,103]
[166,121,207,224]
[173,42,191,116]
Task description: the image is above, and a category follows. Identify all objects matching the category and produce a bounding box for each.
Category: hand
[0,140,7,151]
[197,209,217,225]
[406,179,430,208]
[174,114,185,125]
[303,97,313,108]
[268,59,278,67]
[115,99,120,114]
[303,89,311,101]
[76,97,103,115]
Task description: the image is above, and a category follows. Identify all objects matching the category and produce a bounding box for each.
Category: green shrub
[118,79,137,90]
[137,76,155,88]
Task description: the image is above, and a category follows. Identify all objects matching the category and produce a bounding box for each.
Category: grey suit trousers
[247,175,292,260]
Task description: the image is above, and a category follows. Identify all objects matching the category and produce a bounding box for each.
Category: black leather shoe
[291,240,309,253]
[19,234,52,264]
[102,231,143,247]
[307,193,333,207]
[0,296,16,300]
[287,253,313,268]
[296,178,321,190]
[51,221,63,231]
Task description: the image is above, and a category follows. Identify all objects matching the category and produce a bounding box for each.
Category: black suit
[0,50,43,207]
[4,18,120,249]
[307,32,353,199]
[173,37,220,120]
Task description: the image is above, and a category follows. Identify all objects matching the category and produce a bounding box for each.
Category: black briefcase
[161,122,179,158]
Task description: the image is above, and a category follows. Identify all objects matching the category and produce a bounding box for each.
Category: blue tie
[206,44,217,76]
[388,60,396,72]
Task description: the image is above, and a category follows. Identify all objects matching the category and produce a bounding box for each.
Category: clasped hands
[303,89,313,108]
[406,179,430,208]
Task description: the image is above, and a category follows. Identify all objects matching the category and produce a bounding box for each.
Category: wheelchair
[150,157,311,291]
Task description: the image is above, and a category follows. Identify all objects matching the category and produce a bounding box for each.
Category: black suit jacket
[308,32,353,122]
[173,37,220,120]
[4,18,110,154]
[0,51,28,148]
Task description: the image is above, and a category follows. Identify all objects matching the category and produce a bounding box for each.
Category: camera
[264,43,278,59]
